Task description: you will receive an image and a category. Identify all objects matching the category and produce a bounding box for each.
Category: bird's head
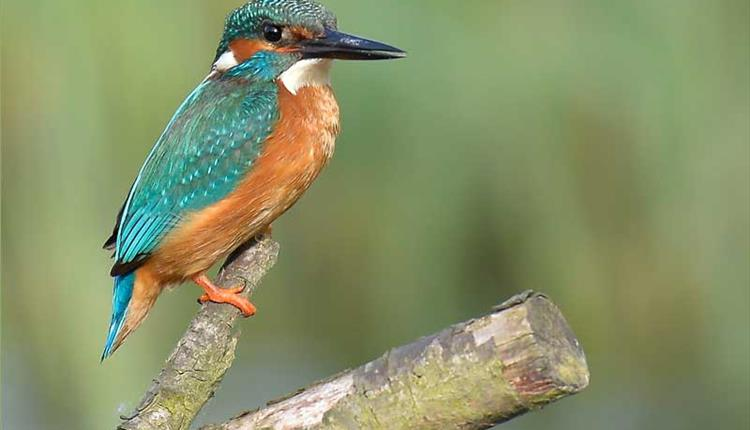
[212,0,405,93]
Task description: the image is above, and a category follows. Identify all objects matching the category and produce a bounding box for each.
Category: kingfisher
[101,0,404,359]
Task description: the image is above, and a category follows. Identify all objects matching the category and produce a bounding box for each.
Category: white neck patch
[279,59,332,95]
[214,50,239,72]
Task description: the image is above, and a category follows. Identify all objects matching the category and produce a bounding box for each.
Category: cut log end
[488,292,590,406]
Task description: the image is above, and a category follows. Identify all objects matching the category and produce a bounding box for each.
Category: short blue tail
[101,273,135,361]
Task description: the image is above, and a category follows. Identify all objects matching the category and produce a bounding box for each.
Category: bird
[101,0,405,360]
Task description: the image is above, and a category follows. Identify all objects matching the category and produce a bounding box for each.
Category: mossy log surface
[118,236,280,430]
[118,235,589,430]
[202,291,589,430]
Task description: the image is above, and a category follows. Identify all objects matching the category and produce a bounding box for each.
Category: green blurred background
[2,0,748,428]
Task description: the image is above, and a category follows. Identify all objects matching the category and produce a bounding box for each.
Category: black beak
[300,28,406,60]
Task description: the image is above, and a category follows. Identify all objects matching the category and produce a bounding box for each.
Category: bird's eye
[263,24,283,43]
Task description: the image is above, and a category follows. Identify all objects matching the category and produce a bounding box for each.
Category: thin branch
[201,291,590,430]
[118,236,280,430]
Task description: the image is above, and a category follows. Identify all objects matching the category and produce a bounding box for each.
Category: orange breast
[146,83,340,281]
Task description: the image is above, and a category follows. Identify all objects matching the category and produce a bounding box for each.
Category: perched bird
[101,0,404,359]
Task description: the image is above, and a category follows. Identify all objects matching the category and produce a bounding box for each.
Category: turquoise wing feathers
[109,77,279,275]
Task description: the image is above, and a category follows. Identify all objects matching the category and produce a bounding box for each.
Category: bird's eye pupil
[263,24,282,42]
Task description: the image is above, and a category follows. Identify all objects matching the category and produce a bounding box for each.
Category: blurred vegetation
[2,0,748,428]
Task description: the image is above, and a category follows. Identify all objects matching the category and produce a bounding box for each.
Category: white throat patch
[279,59,332,95]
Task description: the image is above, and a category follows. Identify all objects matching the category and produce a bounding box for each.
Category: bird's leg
[193,273,256,317]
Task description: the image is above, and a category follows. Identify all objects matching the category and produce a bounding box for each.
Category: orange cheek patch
[229,39,275,62]
[228,38,300,61]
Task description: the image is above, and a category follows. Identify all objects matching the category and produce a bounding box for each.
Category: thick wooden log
[201,291,589,430]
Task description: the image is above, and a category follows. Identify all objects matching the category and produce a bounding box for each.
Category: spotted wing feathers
[107,78,279,276]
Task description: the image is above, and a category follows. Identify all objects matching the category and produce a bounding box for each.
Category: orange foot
[192,274,256,317]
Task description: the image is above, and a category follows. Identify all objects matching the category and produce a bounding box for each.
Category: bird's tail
[101,270,160,360]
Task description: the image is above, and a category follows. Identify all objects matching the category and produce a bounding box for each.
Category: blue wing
[109,76,279,276]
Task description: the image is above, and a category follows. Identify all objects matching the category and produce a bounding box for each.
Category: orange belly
[143,82,340,282]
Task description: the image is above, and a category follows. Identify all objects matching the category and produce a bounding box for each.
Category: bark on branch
[118,236,280,430]
[118,238,589,430]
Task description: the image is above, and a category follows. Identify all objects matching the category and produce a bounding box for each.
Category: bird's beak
[299,28,406,61]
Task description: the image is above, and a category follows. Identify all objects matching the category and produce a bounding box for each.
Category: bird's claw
[197,284,256,317]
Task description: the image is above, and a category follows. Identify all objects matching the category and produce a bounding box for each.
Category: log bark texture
[201,291,589,430]
[117,235,589,430]
[118,236,280,430]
